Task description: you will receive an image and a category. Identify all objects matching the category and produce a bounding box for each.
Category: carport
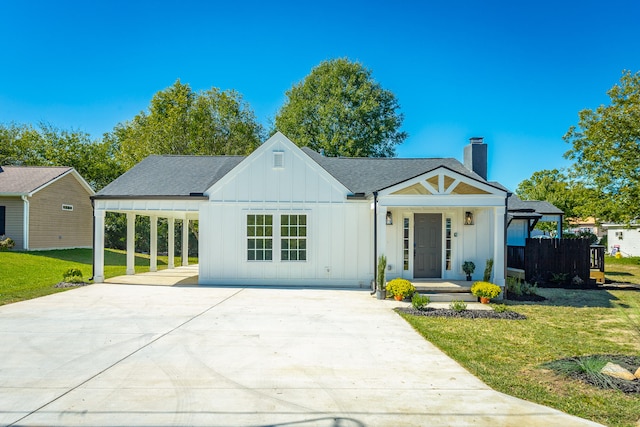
[91,195,204,283]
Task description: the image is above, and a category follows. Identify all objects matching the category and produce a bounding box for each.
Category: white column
[493,206,506,290]
[182,218,189,266]
[93,209,105,283]
[168,217,175,269]
[150,215,158,272]
[126,213,136,275]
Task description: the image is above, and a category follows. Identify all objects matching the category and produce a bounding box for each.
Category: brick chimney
[464,137,487,180]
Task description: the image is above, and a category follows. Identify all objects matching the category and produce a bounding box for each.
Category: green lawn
[400,288,640,427]
[606,255,640,285]
[0,248,197,306]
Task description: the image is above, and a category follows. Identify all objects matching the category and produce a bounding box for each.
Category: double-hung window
[247,214,273,261]
[281,214,307,261]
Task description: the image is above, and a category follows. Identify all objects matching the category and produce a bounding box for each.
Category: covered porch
[92,197,203,283]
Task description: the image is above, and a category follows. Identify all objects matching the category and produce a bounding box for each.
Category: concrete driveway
[0,284,600,426]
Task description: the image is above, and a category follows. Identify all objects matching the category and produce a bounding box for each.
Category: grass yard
[400,288,640,427]
[606,255,640,285]
[0,248,197,306]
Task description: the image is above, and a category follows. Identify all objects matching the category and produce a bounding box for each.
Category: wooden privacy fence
[524,238,593,284]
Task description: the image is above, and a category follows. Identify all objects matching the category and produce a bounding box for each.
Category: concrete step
[418,292,478,302]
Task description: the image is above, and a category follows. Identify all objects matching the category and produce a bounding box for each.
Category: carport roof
[94,155,244,198]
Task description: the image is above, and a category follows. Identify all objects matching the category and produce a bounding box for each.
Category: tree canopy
[275,58,407,157]
[564,70,640,223]
[516,168,596,225]
[0,122,122,190]
[113,80,264,169]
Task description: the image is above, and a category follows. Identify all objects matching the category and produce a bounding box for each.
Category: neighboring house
[92,133,510,288]
[604,223,640,256]
[0,166,95,250]
[567,217,605,239]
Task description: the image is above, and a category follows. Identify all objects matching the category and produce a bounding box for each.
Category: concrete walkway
[0,284,601,426]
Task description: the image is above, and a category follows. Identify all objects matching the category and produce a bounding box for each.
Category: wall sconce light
[386,211,393,225]
[464,211,474,225]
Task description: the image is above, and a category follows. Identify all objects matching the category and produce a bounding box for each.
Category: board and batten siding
[29,173,93,249]
[0,197,25,249]
[199,133,373,287]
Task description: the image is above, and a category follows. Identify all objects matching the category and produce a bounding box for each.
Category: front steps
[413,281,478,303]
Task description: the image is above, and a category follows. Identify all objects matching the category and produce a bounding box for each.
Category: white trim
[21,195,29,250]
[379,194,507,207]
[29,168,95,197]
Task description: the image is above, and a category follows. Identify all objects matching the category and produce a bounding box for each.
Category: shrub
[449,300,467,312]
[550,272,569,285]
[386,278,415,298]
[470,281,502,299]
[462,261,475,275]
[506,276,523,296]
[493,304,511,313]
[377,255,386,291]
[411,293,430,310]
[63,267,84,283]
[0,237,15,251]
[483,258,493,282]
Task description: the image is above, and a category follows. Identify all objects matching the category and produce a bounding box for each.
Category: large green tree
[0,122,122,190]
[564,70,640,223]
[275,58,407,157]
[516,169,596,226]
[113,80,264,169]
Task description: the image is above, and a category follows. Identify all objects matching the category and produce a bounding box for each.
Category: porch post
[93,209,105,283]
[493,206,506,289]
[126,213,136,275]
[182,218,189,266]
[150,215,158,272]
[168,217,175,269]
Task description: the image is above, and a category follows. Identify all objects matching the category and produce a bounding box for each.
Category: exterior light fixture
[386,211,393,225]
[464,211,474,225]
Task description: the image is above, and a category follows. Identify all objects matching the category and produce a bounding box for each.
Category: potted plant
[386,278,415,301]
[376,255,387,300]
[462,261,475,281]
[470,281,502,303]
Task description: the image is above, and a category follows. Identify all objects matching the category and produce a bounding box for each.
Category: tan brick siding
[28,174,93,249]
[0,197,25,249]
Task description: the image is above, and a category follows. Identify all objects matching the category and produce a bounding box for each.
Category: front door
[414,213,442,278]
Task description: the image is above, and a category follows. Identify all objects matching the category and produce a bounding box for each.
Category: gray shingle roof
[95,155,244,197]
[0,166,73,194]
[301,147,493,195]
[507,194,563,215]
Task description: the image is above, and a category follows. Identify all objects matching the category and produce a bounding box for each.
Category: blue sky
[1,0,639,191]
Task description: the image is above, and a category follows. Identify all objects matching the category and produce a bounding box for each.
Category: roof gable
[0,166,94,196]
[206,132,350,201]
[382,166,505,197]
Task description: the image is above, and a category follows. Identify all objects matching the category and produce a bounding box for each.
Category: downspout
[90,198,95,281]
[21,195,29,250]
[371,191,378,295]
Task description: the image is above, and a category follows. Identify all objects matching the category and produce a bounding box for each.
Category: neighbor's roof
[95,155,245,197]
[0,165,74,195]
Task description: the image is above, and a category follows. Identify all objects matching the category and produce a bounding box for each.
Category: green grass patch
[605,255,640,285]
[0,249,197,306]
[399,288,640,427]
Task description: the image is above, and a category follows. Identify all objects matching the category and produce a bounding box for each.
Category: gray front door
[414,213,442,278]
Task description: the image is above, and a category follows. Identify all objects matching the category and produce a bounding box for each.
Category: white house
[605,223,640,256]
[92,132,508,289]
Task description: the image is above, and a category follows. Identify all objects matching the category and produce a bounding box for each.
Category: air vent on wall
[273,151,284,169]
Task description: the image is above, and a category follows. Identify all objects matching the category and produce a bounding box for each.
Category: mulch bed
[544,354,640,394]
[396,307,527,320]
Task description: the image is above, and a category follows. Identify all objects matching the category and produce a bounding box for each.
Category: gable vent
[273,151,284,169]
